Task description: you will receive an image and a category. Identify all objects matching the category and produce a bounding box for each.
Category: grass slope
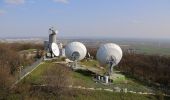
[15,61,169,100]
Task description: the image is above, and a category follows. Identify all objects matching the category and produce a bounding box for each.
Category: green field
[21,62,55,84]
[134,45,170,55]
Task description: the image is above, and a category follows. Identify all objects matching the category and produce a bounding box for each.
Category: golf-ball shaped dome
[65,42,87,61]
[96,43,122,66]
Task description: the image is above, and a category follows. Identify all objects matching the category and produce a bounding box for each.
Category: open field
[133,45,170,56]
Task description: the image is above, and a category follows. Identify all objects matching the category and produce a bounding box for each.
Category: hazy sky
[0,0,170,38]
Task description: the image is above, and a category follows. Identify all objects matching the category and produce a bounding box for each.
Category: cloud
[4,0,25,5]
[0,10,6,15]
[53,0,69,4]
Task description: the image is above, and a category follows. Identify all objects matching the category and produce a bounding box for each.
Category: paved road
[13,58,44,85]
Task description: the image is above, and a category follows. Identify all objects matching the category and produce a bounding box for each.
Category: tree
[43,64,72,97]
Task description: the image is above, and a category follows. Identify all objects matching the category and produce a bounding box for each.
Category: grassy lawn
[21,62,55,84]
[80,60,99,67]
[71,68,153,92]
[72,69,106,88]
[75,60,154,92]
[80,60,106,74]
[111,78,153,92]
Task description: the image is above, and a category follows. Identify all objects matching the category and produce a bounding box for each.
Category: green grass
[112,79,152,92]
[21,62,55,84]
[105,72,153,92]
[81,60,99,68]
[20,61,154,93]
[72,68,111,88]
[80,60,106,74]
[72,69,154,92]
[72,70,98,87]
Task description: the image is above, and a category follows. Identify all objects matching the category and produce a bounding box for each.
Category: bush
[43,64,72,97]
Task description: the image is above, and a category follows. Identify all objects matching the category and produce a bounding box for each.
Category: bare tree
[43,64,72,96]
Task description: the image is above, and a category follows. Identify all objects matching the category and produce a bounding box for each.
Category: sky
[0,0,170,39]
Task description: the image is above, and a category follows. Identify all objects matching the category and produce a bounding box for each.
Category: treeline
[86,47,97,59]
[0,43,43,93]
[118,52,170,87]
[7,43,43,51]
[0,43,44,73]
[0,43,21,74]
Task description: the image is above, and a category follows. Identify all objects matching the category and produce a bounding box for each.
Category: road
[13,57,44,86]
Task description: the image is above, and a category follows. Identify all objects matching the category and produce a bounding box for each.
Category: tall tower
[49,27,57,58]
[49,27,57,44]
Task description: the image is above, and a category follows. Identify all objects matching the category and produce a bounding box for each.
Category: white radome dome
[65,42,87,61]
[96,43,123,66]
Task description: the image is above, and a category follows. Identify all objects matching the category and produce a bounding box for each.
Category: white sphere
[65,42,87,61]
[96,43,123,66]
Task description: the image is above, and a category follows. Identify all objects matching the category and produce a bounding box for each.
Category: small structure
[105,76,109,84]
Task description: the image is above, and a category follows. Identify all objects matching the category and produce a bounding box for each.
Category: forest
[0,43,43,93]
